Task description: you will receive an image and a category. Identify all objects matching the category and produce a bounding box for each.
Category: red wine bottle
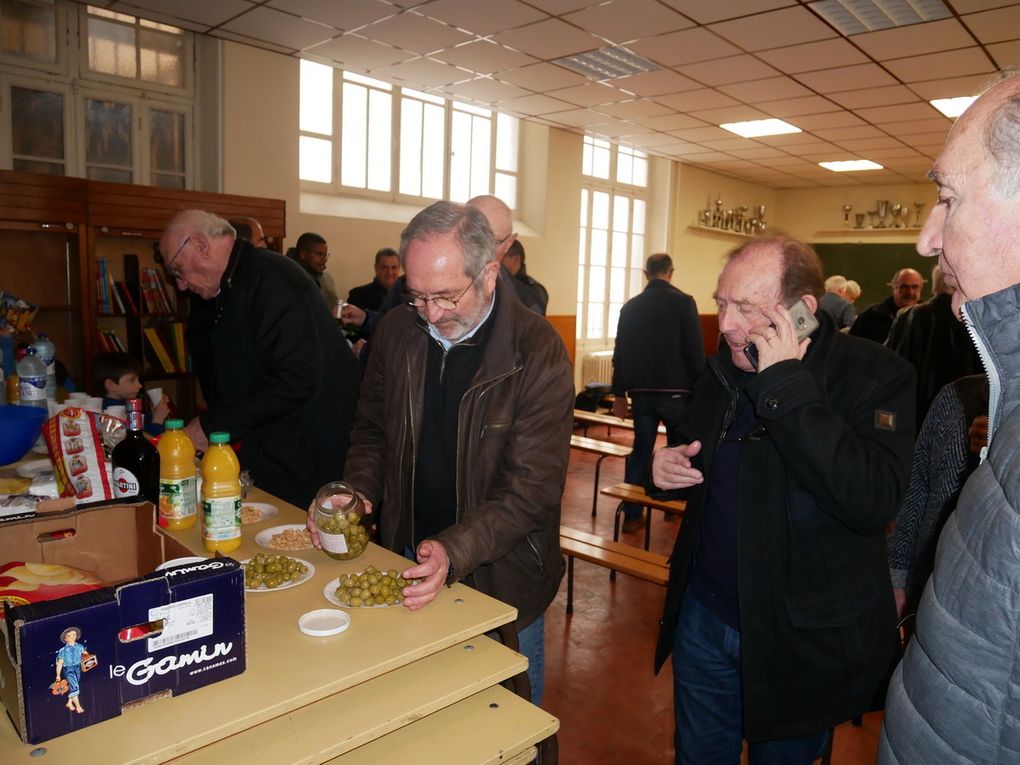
[112,398,160,504]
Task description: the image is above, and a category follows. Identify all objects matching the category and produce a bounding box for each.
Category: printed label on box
[147,593,214,652]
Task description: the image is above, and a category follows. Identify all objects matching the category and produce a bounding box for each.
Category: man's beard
[430,285,493,343]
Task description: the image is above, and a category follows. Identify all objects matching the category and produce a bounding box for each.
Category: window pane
[577,264,585,294]
[13,158,63,175]
[617,150,632,184]
[300,60,333,135]
[367,89,391,191]
[85,98,132,167]
[299,135,332,183]
[580,189,588,226]
[150,109,184,173]
[593,141,610,179]
[2,0,57,61]
[590,230,607,267]
[87,166,132,183]
[609,268,625,302]
[630,268,644,297]
[343,71,391,90]
[11,87,63,160]
[633,153,648,187]
[449,110,470,202]
[153,173,185,189]
[139,28,184,87]
[469,114,490,198]
[592,191,609,229]
[577,227,587,265]
[611,231,628,268]
[88,17,137,79]
[608,302,622,339]
[631,234,645,268]
[422,102,445,198]
[494,172,516,210]
[589,265,605,300]
[582,140,592,176]
[340,82,367,188]
[399,98,422,196]
[632,199,646,234]
[495,113,518,171]
[586,302,603,340]
[613,195,629,231]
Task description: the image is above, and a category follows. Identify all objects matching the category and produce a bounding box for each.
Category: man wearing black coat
[848,267,923,343]
[650,236,914,764]
[161,209,360,509]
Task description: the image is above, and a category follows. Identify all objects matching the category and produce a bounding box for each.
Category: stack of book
[142,322,188,373]
[140,268,173,314]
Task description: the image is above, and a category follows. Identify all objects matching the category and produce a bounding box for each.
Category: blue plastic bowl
[0,404,48,466]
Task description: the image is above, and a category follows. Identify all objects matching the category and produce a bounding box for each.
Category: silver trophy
[876,200,889,228]
[890,203,903,228]
[841,204,852,228]
[754,204,767,233]
[914,201,925,227]
[855,213,865,229]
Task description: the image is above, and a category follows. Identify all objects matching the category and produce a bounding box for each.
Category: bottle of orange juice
[157,419,197,530]
[201,432,241,554]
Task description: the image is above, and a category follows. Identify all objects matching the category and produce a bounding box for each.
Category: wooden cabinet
[0,170,285,419]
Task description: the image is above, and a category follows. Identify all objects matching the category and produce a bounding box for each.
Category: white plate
[16,458,53,478]
[323,574,411,609]
[240,501,278,525]
[298,608,351,637]
[254,524,314,551]
[243,557,315,592]
[156,556,207,571]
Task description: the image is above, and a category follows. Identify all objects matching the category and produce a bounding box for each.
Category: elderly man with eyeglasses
[329,200,574,706]
[159,209,360,510]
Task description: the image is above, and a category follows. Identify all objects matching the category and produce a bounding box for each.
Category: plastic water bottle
[17,347,47,408]
[34,333,57,399]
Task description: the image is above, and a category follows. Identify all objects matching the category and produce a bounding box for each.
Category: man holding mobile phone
[649,236,915,764]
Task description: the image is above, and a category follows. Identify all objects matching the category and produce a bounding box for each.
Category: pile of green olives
[244,553,308,590]
[333,565,417,607]
[316,509,369,560]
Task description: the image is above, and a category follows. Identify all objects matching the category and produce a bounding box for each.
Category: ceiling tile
[416,0,549,36]
[114,0,254,28]
[854,102,943,123]
[907,73,989,100]
[361,10,472,54]
[812,125,884,140]
[543,107,612,127]
[726,146,788,158]
[631,113,709,131]
[590,121,643,138]
[627,27,741,67]
[430,40,537,73]
[863,147,924,159]
[828,85,920,109]
[950,0,1019,11]
[546,81,630,106]
[681,151,736,162]
[221,6,335,48]
[612,69,702,97]
[757,95,840,117]
[717,76,812,102]
[756,38,869,74]
[304,33,412,70]
[876,117,953,134]
[212,29,296,54]
[700,137,762,150]
[496,62,589,91]
[835,137,907,151]
[795,64,898,93]
[895,131,951,146]
[265,0,395,31]
[884,47,995,83]
[853,18,975,61]
[493,18,603,59]
[522,0,604,14]
[655,2,794,28]
[708,6,835,52]
[792,111,866,129]
[658,142,711,155]
[677,54,781,85]
[963,4,1020,44]
[109,3,217,32]
[655,88,740,111]
[597,98,675,119]
[669,125,738,142]
[988,39,1020,68]
[445,76,530,102]
[372,56,466,87]
[689,105,770,123]
[627,132,689,147]
[497,92,577,115]
[563,0,694,43]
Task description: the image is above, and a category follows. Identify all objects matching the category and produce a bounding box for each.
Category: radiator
[580,351,614,386]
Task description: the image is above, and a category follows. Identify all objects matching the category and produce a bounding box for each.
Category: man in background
[849,267,923,343]
[611,252,704,533]
[818,274,856,330]
[228,216,267,249]
[347,247,400,312]
[503,239,548,315]
[288,232,339,307]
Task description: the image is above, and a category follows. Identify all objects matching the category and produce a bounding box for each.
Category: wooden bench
[569,434,632,518]
[559,525,669,613]
[573,409,666,437]
[600,482,687,552]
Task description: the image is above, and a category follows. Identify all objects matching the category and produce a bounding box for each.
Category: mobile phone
[743,299,820,370]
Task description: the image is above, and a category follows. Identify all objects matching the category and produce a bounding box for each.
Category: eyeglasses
[406,275,478,311]
[163,236,191,280]
[495,232,515,247]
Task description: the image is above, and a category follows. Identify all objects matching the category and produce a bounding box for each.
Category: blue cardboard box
[0,502,246,744]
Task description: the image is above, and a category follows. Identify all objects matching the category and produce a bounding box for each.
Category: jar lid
[298,608,351,637]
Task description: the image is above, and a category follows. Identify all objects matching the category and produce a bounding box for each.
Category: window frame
[0,0,69,76]
[0,72,74,175]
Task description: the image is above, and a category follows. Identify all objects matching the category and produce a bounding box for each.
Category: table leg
[591,454,608,518]
[643,506,652,551]
[538,732,559,765]
[566,557,574,614]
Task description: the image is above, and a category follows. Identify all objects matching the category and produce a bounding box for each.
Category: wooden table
[0,484,558,763]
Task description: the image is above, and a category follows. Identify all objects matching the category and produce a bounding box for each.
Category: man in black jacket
[612,253,704,532]
[347,247,400,312]
[160,210,360,509]
[848,267,923,343]
[650,236,914,764]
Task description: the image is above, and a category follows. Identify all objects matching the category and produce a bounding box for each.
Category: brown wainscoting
[547,315,576,364]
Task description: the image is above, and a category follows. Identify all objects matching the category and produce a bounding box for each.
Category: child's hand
[153,396,170,424]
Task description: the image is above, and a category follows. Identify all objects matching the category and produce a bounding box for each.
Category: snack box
[0,501,246,744]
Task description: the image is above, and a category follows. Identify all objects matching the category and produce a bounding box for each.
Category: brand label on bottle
[19,376,45,401]
[113,467,140,498]
[159,476,197,525]
[202,496,241,541]
[318,530,349,555]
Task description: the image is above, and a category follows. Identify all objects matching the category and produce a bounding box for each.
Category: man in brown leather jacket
[341,200,574,704]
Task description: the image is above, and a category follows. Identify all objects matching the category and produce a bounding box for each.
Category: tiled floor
[542,424,884,764]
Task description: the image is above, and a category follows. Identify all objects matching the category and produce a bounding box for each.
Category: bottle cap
[165,418,184,429]
[209,432,231,444]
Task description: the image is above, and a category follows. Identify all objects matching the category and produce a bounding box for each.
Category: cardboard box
[0,502,246,744]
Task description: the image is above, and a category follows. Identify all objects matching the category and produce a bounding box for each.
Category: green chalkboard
[812,243,936,310]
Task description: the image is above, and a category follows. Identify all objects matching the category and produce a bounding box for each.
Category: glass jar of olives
[314,481,368,560]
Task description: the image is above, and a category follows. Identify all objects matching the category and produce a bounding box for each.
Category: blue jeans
[673,594,828,765]
[624,392,688,520]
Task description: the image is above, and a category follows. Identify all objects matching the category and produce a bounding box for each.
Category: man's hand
[611,397,628,419]
[184,417,208,451]
[306,493,373,548]
[969,415,988,456]
[341,304,366,327]
[152,395,170,425]
[400,539,449,610]
[652,441,704,490]
[747,305,811,372]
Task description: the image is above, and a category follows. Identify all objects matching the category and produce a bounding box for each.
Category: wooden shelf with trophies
[690,198,768,240]
[687,224,753,240]
[816,200,926,239]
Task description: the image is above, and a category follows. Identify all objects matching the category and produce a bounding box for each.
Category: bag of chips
[0,561,105,618]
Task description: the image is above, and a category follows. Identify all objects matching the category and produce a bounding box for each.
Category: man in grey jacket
[880,70,1020,763]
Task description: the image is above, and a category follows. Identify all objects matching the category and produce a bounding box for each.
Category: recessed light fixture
[819,159,884,172]
[809,0,950,35]
[553,46,659,80]
[719,119,801,138]
[930,96,976,118]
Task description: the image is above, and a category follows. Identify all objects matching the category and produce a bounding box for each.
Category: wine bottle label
[159,476,197,524]
[202,496,241,541]
[113,467,141,497]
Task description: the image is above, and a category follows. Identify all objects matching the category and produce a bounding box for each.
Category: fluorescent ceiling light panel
[809,0,950,35]
[553,47,659,80]
[719,119,802,138]
[930,96,976,118]
[819,159,884,171]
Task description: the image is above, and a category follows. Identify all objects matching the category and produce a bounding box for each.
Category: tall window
[298,59,519,208]
[577,137,649,347]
